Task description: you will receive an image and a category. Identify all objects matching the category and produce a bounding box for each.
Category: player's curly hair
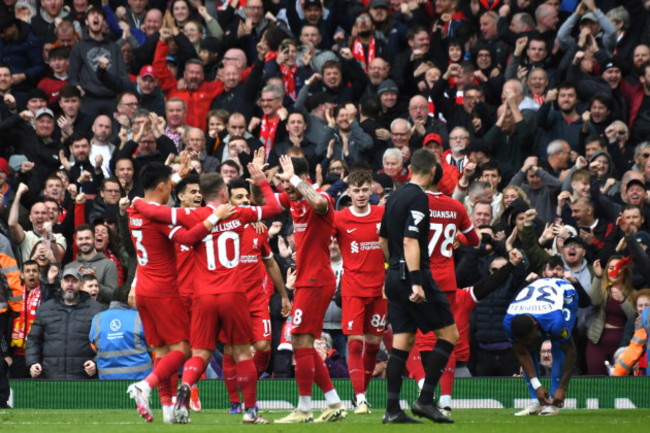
[511,314,536,340]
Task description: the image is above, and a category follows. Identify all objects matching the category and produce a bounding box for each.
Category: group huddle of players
[123,148,578,425]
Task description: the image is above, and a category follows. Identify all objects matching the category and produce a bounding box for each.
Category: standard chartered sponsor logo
[351,241,359,254]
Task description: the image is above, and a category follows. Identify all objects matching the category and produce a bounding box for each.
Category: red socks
[313,348,334,393]
[253,349,271,378]
[363,342,380,391]
[347,339,365,395]
[223,354,241,404]
[236,359,258,409]
[440,351,456,396]
[145,350,186,389]
[181,356,206,387]
[294,348,315,396]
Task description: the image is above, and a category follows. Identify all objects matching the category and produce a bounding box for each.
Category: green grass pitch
[1,409,649,432]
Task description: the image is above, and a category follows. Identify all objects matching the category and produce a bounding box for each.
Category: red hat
[0,158,9,175]
[423,133,442,147]
[138,65,156,79]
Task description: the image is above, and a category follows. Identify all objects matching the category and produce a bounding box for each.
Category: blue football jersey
[503,278,579,344]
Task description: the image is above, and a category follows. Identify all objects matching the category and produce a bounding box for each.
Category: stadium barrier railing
[9,377,650,410]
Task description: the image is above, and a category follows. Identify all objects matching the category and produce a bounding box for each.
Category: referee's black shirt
[379,182,430,270]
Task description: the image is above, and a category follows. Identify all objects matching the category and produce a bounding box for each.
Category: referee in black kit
[378,148,458,424]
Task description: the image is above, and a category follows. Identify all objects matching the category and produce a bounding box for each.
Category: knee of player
[438,325,459,346]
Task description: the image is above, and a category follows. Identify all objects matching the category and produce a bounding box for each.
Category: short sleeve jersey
[379,183,429,270]
[278,191,336,288]
[334,205,385,297]
[426,191,474,292]
[128,206,184,297]
[503,278,579,344]
[239,223,273,306]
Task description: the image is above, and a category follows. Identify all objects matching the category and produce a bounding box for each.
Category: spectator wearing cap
[0,16,45,93]
[484,86,533,169]
[598,60,627,123]
[422,133,460,196]
[557,2,617,58]
[68,6,132,120]
[25,267,106,379]
[199,36,222,81]
[367,0,409,54]
[0,106,63,193]
[377,78,407,128]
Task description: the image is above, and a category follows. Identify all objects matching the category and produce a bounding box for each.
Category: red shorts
[415,291,456,351]
[180,293,193,320]
[137,294,189,347]
[291,285,335,338]
[249,307,272,342]
[341,296,388,336]
[191,292,253,349]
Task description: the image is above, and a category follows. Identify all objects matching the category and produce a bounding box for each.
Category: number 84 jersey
[503,278,579,344]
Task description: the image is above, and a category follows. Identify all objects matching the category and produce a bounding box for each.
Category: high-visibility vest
[90,307,152,380]
[614,307,649,376]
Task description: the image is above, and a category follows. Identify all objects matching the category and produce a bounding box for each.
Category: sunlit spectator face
[636,295,650,315]
[369,5,388,22]
[527,168,544,189]
[144,10,162,35]
[593,154,610,178]
[42,0,63,17]
[383,157,401,177]
[527,40,547,63]
[183,22,201,45]
[0,67,11,93]
[128,0,147,14]
[172,0,190,24]
[118,94,138,117]
[27,98,47,114]
[303,4,322,24]
[184,63,204,90]
[35,115,55,138]
[138,133,157,156]
[557,87,577,112]
[335,108,350,130]
[82,278,99,300]
[390,122,410,148]
[462,89,480,113]
[258,90,282,116]
[286,113,306,136]
[115,159,134,188]
[471,203,492,226]
[222,64,241,90]
[185,129,206,153]
[323,66,342,88]
[166,100,186,127]
[56,28,77,49]
[408,96,428,122]
[502,187,520,209]
[208,115,225,134]
[527,68,548,95]
[626,183,646,206]
[448,45,462,63]
[44,201,58,222]
[245,0,264,23]
[300,26,321,48]
[220,163,239,182]
[59,96,81,117]
[227,115,247,136]
[479,14,497,40]
[49,55,68,75]
[70,138,90,162]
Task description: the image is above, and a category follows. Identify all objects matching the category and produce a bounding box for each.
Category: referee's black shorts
[385,268,455,334]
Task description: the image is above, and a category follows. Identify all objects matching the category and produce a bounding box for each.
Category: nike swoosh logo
[346,228,357,233]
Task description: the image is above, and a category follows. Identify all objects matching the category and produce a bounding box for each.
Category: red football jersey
[426,191,477,292]
[239,223,273,308]
[333,205,385,297]
[175,242,195,299]
[128,204,209,297]
[277,191,336,288]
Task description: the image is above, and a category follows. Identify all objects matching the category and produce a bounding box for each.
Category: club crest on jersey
[348,321,353,330]
[411,210,425,225]
[376,223,381,234]
[253,238,259,249]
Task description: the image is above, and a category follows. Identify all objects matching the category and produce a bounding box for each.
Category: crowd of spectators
[1,0,650,401]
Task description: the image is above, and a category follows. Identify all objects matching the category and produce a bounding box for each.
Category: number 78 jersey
[503,278,579,344]
[426,192,475,292]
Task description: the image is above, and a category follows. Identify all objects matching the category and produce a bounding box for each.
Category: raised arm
[8,183,28,244]
[278,154,329,213]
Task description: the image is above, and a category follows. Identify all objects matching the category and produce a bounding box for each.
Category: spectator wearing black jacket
[25,268,106,379]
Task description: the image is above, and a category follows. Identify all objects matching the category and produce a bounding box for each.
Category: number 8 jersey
[503,278,579,344]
